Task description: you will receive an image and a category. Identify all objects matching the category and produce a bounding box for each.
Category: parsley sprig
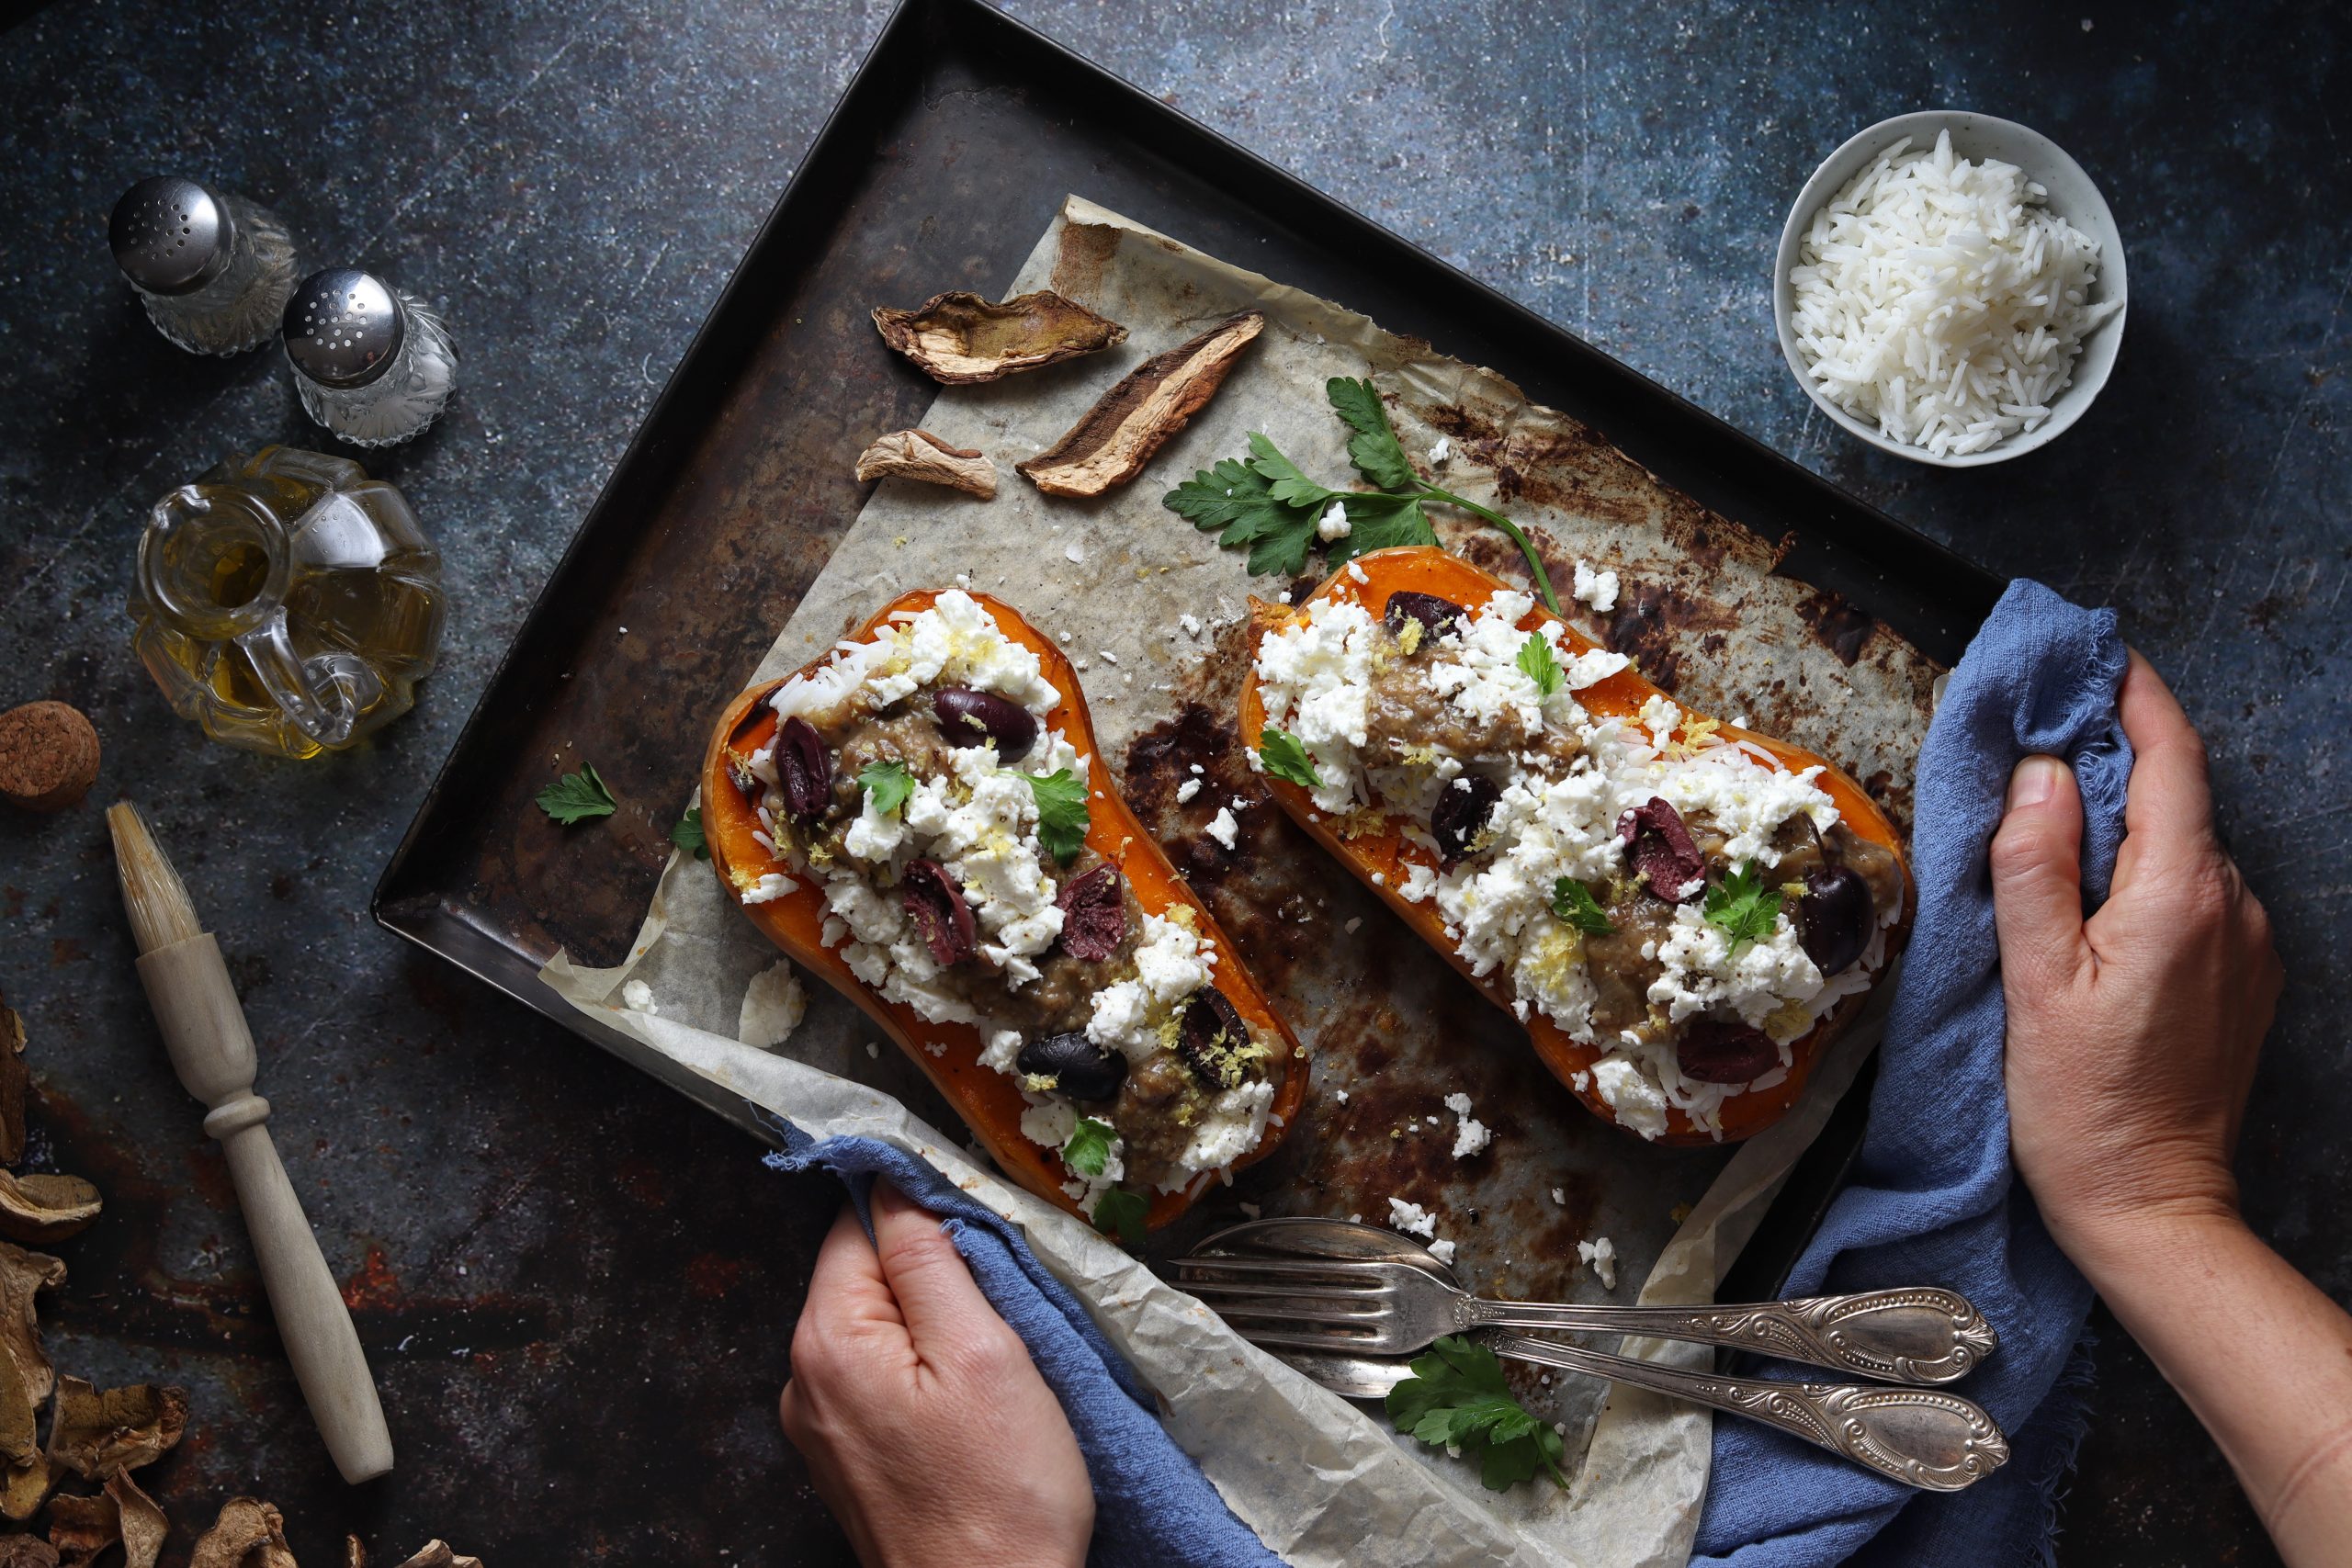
[536,765,617,825]
[1386,1336,1568,1492]
[671,807,709,860]
[858,760,915,817]
[1092,1188,1148,1247]
[1550,878,1613,935]
[1703,862,1783,953]
[1165,378,1562,614]
[1257,726,1321,790]
[1023,769,1091,863]
[1517,631,1562,697]
[1061,1117,1116,1178]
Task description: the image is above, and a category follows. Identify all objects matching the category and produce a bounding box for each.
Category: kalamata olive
[1175,988,1251,1089]
[1618,796,1706,903]
[933,687,1037,761]
[1430,773,1501,867]
[776,716,831,819]
[1016,1031,1128,1100]
[1384,591,1468,643]
[1797,864,1874,976]
[1055,864,1125,963]
[899,858,976,966]
[1676,1017,1780,1084]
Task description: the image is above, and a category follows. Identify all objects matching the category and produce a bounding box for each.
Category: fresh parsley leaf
[671,807,709,860]
[1165,456,1318,578]
[1023,768,1091,864]
[1703,861,1783,953]
[1517,631,1562,696]
[536,765,617,826]
[1385,1336,1568,1492]
[1062,1117,1116,1178]
[1092,1187,1148,1247]
[1327,377,1421,492]
[1550,877,1613,935]
[858,760,915,816]
[1257,726,1321,790]
[1322,492,1438,568]
[1246,431,1341,510]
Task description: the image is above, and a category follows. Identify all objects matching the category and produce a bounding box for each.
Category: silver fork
[1171,1253,1997,1384]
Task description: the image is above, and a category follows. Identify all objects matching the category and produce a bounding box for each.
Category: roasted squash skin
[1239,547,1911,1145]
[705,590,1306,1230]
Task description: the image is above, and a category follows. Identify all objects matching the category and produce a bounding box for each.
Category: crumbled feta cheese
[1577,1235,1617,1290]
[1343,917,1363,934]
[620,979,657,1015]
[1428,436,1452,466]
[1428,1238,1457,1266]
[1175,778,1203,804]
[1205,807,1239,850]
[1180,613,1203,637]
[1386,1197,1438,1239]
[1573,560,1622,615]
[1065,542,1085,563]
[1334,1089,1350,1104]
[739,872,799,905]
[1238,1201,1262,1219]
[737,962,806,1048]
[1591,1055,1668,1139]
[1442,1092,1491,1158]
[865,1042,880,1059]
[1551,1186,1566,1206]
[1317,499,1352,540]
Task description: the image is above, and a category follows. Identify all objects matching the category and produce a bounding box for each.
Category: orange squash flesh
[705,591,1306,1230]
[1239,547,1911,1145]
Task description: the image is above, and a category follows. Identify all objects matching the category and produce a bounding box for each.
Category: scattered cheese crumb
[1238,1201,1262,1220]
[1577,1235,1618,1290]
[1552,1186,1566,1206]
[1335,1089,1350,1104]
[1442,1092,1491,1158]
[1428,436,1451,466]
[620,979,657,1015]
[1065,542,1085,563]
[1573,559,1622,615]
[865,1042,881,1059]
[1317,500,1351,541]
[1176,778,1203,804]
[1205,807,1239,850]
[1180,613,1203,637]
[736,961,807,1048]
[1343,917,1363,934]
[1100,650,1118,665]
[1386,1197,1438,1239]
[1428,1238,1457,1267]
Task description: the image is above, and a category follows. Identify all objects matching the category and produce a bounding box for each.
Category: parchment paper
[541,197,1936,1567]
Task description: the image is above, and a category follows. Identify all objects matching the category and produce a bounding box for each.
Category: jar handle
[233,610,378,750]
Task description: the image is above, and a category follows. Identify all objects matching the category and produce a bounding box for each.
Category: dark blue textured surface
[0,1,2342,1562]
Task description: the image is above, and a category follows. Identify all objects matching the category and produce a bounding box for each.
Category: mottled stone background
[0,0,2343,1562]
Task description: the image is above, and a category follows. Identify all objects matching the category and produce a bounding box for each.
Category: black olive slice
[1617,796,1706,903]
[1384,591,1469,642]
[1016,1032,1128,1101]
[1676,1017,1780,1084]
[933,687,1038,761]
[1797,864,1874,976]
[1430,773,1501,868]
[899,858,976,966]
[1055,865,1125,963]
[776,716,831,819]
[1175,988,1252,1089]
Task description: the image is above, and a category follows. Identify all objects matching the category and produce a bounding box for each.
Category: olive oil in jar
[130,446,447,760]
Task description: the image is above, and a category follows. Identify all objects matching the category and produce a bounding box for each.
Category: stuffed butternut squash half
[704,589,1304,1235]
[1240,547,1909,1145]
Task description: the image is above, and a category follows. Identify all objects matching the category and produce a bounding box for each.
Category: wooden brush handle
[137,937,395,1483]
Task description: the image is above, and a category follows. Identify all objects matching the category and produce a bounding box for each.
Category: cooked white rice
[1788,130,2120,457]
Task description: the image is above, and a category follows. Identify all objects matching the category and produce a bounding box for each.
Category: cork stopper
[0,703,101,814]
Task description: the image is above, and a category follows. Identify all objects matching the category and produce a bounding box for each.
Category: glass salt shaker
[282,268,458,446]
[108,175,299,355]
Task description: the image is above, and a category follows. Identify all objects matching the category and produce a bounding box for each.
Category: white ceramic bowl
[1772,110,2128,468]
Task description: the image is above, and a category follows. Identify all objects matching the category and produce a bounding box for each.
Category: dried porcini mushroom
[47,1489,119,1568]
[0,1242,64,1470]
[1383,592,1467,643]
[190,1496,296,1568]
[899,860,977,967]
[0,1175,100,1247]
[873,289,1127,384]
[854,429,997,499]
[1,1452,53,1522]
[933,688,1037,761]
[1175,989,1256,1090]
[1430,774,1501,869]
[1053,865,1125,963]
[775,716,831,819]
[109,1472,167,1568]
[1797,864,1874,976]
[45,1377,187,1480]
[1618,796,1706,903]
[0,995,25,1168]
[345,1536,369,1568]
[1018,311,1266,498]
[1014,1032,1126,1102]
[1676,1017,1780,1085]
[392,1543,485,1568]
[0,1534,58,1567]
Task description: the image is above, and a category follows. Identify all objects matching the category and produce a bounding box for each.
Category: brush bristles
[107,801,204,955]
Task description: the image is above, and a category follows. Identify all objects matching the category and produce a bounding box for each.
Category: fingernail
[2008,755,2064,809]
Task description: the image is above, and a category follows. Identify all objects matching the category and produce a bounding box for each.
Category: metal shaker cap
[109,176,233,295]
[282,268,406,389]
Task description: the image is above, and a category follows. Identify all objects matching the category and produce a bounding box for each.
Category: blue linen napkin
[1693,580,2134,1566]
[767,1122,1283,1568]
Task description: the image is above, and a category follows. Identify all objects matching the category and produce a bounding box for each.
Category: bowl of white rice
[1775,110,2127,466]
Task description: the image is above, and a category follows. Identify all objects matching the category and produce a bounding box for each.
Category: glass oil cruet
[130,446,447,760]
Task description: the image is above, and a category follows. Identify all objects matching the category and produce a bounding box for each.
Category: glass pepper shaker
[107,175,299,355]
[282,268,458,446]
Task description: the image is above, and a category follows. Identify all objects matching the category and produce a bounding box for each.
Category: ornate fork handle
[1462,1286,1998,1384]
[1482,1332,2008,1493]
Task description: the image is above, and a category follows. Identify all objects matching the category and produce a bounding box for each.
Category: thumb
[1989,754,2092,996]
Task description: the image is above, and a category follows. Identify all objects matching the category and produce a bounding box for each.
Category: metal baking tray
[373,0,2002,1301]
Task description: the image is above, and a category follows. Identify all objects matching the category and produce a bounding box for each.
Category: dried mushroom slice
[0,1532,57,1567]
[191,1497,297,1568]
[1,1452,52,1522]
[393,1544,485,1568]
[108,1472,167,1568]
[854,429,997,498]
[0,1242,63,1469]
[45,1377,188,1480]
[0,994,26,1168]
[1018,311,1266,498]
[0,1174,100,1246]
[48,1489,118,1568]
[873,289,1127,383]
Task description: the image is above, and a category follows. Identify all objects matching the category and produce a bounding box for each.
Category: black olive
[1175,988,1251,1089]
[1016,1032,1128,1101]
[776,716,831,819]
[933,687,1038,761]
[1617,796,1706,903]
[899,858,977,966]
[1384,591,1468,643]
[1676,1017,1781,1084]
[1430,773,1501,867]
[1055,864,1125,962]
[1797,864,1874,976]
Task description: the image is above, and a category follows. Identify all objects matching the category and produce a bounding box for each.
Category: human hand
[1990,649,2283,1272]
[778,1180,1093,1568]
